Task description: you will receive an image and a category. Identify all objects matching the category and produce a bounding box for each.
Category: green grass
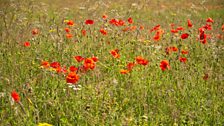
[0,0,224,125]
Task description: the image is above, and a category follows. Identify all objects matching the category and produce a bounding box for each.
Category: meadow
[0,0,224,125]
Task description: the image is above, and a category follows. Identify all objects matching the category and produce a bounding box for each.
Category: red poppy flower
[66,34,73,39]
[153,31,161,41]
[206,17,214,23]
[11,91,20,102]
[130,26,137,31]
[177,26,184,31]
[74,56,84,62]
[181,33,189,39]
[171,29,178,33]
[81,29,86,36]
[118,20,125,26]
[122,27,130,32]
[127,62,135,71]
[85,19,94,25]
[201,38,207,44]
[165,46,178,54]
[110,49,120,58]
[203,23,212,30]
[181,50,188,55]
[32,28,39,35]
[187,19,193,28]
[70,66,78,72]
[199,31,207,44]
[56,66,67,74]
[67,20,74,26]
[83,58,96,70]
[179,57,187,63]
[50,62,60,69]
[65,28,70,33]
[23,41,30,47]
[128,17,133,24]
[66,72,79,84]
[100,28,107,35]
[120,69,129,74]
[160,60,170,71]
[165,47,172,55]
[102,14,108,20]
[150,24,160,32]
[109,18,117,25]
[172,47,178,52]
[41,61,50,68]
[91,56,98,62]
[140,25,144,30]
[135,56,149,66]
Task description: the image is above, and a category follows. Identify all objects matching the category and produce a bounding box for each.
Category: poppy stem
[18,101,26,114]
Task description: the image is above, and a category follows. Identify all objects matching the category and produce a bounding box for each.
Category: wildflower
[206,17,214,23]
[50,62,60,69]
[83,58,96,70]
[181,33,189,39]
[150,24,160,32]
[172,46,178,52]
[109,18,117,25]
[109,18,125,26]
[11,91,20,102]
[66,72,79,84]
[140,25,144,30]
[110,49,120,58]
[23,41,30,47]
[165,46,178,55]
[171,29,178,33]
[122,27,130,32]
[120,69,129,74]
[102,14,108,20]
[130,26,137,31]
[135,56,149,66]
[81,29,86,36]
[127,62,135,71]
[65,28,70,33]
[85,19,94,25]
[187,19,193,28]
[32,28,39,35]
[160,60,170,71]
[56,66,67,74]
[199,30,207,44]
[67,20,74,26]
[153,31,161,41]
[38,122,53,126]
[69,66,78,72]
[181,50,188,55]
[128,17,133,24]
[177,26,184,31]
[100,28,107,35]
[179,57,187,63]
[66,34,73,39]
[91,56,98,62]
[165,47,172,55]
[74,56,84,62]
[203,23,212,30]
[41,61,50,68]
[118,20,125,26]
